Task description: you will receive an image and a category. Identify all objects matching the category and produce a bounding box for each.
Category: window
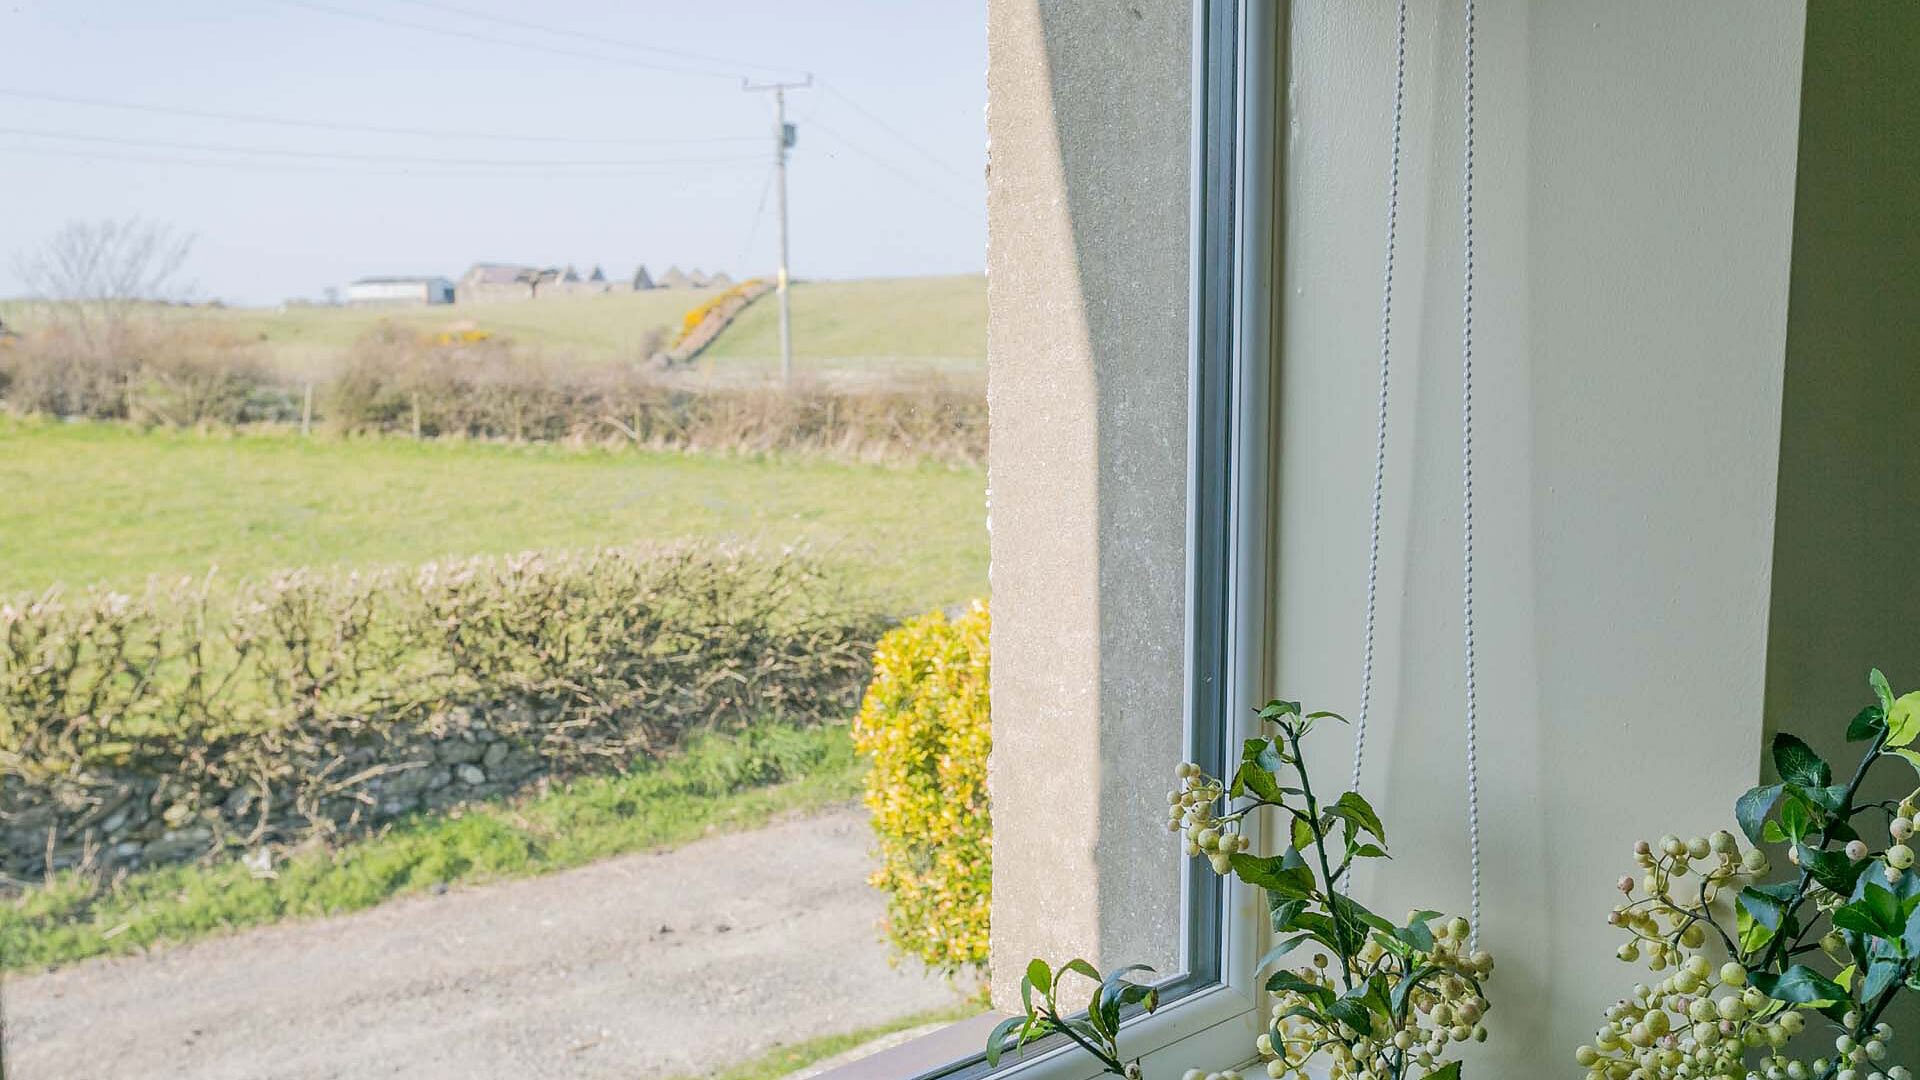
[0,3,1291,1078]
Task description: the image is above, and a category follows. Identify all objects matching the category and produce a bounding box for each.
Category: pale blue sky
[0,1,987,305]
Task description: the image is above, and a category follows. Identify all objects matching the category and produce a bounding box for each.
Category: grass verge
[0,722,864,973]
[672,1002,987,1080]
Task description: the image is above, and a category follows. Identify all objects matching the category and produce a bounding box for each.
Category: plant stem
[1286,721,1356,993]
[1046,1006,1126,1076]
[1758,729,1889,971]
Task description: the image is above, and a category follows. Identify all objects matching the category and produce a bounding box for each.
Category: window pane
[0,3,995,1078]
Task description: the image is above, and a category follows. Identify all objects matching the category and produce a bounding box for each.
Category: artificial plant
[1579,669,1920,1080]
[990,699,1494,1080]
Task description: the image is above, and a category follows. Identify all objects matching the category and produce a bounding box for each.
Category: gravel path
[5,807,964,1080]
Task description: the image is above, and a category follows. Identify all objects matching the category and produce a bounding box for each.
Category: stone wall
[7,698,579,879]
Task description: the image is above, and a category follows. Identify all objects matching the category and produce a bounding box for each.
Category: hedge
[0,544,882,879]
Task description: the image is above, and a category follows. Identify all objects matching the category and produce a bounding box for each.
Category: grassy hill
[697,275,986,380]
[1,275,986,384]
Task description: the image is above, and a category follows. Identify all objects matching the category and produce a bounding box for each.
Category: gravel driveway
[4,807,965,1079]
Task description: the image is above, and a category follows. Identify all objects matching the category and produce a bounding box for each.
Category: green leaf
[1303,710,1349,724]
[985,1015,1027,1067]
[1800,844,1867,896]
[1237,761,1287,803]
[1269,898,1307,933]
[1740,884,1795,932]
[1231,853,1317,899]
[1291,816,1316,854]
[1426,1063,1463,1080]
[1258,700,1302,720]
[1737,905,1775,953]
[1773,732,1833,789]
[1872,669,1896,714]
[1834,885,1904,939]
[1780,795,1814,844]
[1265,970,1336,1006]
[1393,919,1435,952]
[1762,820,1787,843]
[1244,737,1286,773]
[1891,692,1920,750]
[1848,704,1888,742]
[1751,964,1848,1007]
[1330,791,1387,842]
[1350,843,1389,859]
[1863,959,1902,1003]
[1025,958,1052,996]
[1060,959,1100,985]
[1326,994,1375,1037]
[1094,973,1159,1040]
[1257,933,1313,970]
[1736,784,1783,845]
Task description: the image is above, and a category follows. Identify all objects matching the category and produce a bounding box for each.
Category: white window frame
[885,3,1281,1077]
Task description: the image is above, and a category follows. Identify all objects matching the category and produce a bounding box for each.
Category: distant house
[457,263,537,304]
[687,268,712,289]
[345,276,454,306]
[632,265,656,290]
[656,266,692,289]
[707,271,735,289]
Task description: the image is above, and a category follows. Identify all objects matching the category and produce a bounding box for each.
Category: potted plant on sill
[991,700,1494,1080]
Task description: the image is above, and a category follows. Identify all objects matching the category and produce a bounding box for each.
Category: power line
[274,0,745,80]
[0,88,759,146]
[0,143,766,180]
[820,81,974,183]
[0,126,764,169]
[806,118,976,212]
[735,163,779,272]
[389,0,804,80]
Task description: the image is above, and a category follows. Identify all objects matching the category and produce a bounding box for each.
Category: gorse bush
[0,544,883,877]
[852,600,991,975]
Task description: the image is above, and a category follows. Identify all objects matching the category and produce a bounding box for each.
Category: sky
[0,1,987,306]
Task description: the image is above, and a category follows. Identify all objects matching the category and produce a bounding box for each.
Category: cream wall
[1270,2,1806,1072]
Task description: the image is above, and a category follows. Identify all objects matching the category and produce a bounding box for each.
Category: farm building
[345,276,454,305]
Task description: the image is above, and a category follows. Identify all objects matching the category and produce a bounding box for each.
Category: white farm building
[345,276,455,306]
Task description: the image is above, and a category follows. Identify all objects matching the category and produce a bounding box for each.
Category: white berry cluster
[1251,919,1491,1080]
[1179,1070,1245,1080]
[1171,761,1251,874]
[1585,826,1916,1080]
[1606,831,1764,970]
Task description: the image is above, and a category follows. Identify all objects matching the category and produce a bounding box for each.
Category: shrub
[852,599,991,975]
[1,315,987,464]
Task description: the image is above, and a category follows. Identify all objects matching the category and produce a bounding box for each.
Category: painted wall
[1269,1,1806,1072]
[985,0,1194,1011]
[1765,0,1920,1038]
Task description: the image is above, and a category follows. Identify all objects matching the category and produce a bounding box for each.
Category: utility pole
[744,75,810,386]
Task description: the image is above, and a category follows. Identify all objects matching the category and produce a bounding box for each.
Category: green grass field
[1,723,867,972]
[0,419,985,613]
[697,275,986,379]
[3,275,987,383]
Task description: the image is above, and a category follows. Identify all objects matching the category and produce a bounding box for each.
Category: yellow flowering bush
[852,600,991,976]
